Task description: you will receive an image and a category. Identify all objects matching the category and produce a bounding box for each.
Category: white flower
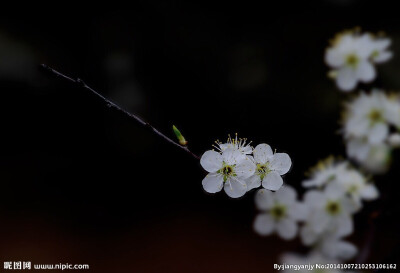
[246,143,292,191]
[302,157,379,206]
[346,138,391,174]
[302,157,348,188]
[326,32,375,91]
[253,186,307,240]
[200,148,255,198]
[336,168,379,207]
[325,31,392,91]
[300,183,357,245]
[214,134,253,155]
[343,91,398,144]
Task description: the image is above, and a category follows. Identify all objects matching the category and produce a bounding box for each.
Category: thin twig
[40,64,200,160]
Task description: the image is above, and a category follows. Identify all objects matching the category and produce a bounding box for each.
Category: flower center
[368,109,384,124]
[325,200,341,215]
[345,53,359,68]
[257,163,270,180]
[222,165,233,175]
[218,163,236,182]
[270,203,287,220]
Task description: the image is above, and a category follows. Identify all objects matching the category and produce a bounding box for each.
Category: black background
[0,2,399,272]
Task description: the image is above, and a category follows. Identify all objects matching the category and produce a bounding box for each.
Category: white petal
[304,190,324,207]
[325,48,345,68]
[356,60,376,82]
[255,189,274,210]
[368,123,389,144]
[253,143,273,164]
[235,158,256,179]
[262,171,283,191]
[222,148,245,165]
[335,241,358,261]
[335,215,353,238]
[322,238,358,261]
[374,51,392,63]
[341,197,359,214]
[276,218,297,240]
[253,214,275,236]
[202,173,224,193]
[224,177,247,198]
[346,139,370,161]
[275,185,297,205]
[270,153,292,175]
[300,225,318,246]
[360,184,379,200]
[336,67,357,91]
[288,202,309,221]
[246,175,261,191]
[325,183,345,200]
[310,210,330,234]
[200,150,223,173]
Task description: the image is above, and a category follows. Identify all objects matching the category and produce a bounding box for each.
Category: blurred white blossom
[336,168,378,207]
[343,91,399,144]
[342,91,400,172]
[254,187,307,240]
[303,157,379,207]
[300,183,357,245]
[302,157,348,188]
[200,148,255,198]
[247,144,292,191]
[325,30,392,91]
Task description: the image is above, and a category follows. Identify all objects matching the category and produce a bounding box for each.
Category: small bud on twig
[173,125,188,146]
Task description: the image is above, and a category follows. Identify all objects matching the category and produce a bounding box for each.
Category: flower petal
[336,67,357,91]
[224,177,247,198]
[235,158,256,179]
[253,214,275,236]
[300,225,318,246]
[255,189,274,210]
[200,150,223,173]
[356,60,376,83]
[374,51,392,63]
[202,173,224,193]
[222,148,245,165]
[270,153,292,175]
[304,190,324,208]
[276,218,297,240]
[246,174,261,191]
[275,185,297,205]
[360,184,379,200]
[325,48,345,68]
[335,214,353,238]
[253,144,273,164]
[368,123,389,144]
[262,171,283,191]
[288,202,309,221]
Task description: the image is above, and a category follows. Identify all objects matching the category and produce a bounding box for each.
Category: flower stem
[40,64,200,160]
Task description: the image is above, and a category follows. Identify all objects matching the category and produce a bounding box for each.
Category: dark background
[1,2,399,272]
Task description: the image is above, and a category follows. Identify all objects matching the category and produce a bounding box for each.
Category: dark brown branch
[40,64,200,160]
